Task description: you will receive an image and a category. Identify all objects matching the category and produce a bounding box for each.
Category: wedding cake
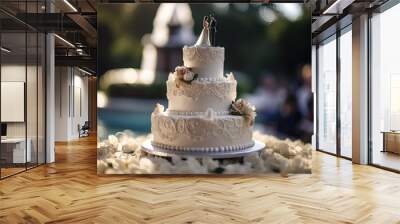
[150,16,257,155]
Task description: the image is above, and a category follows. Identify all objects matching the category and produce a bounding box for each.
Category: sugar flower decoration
[183,72,195,81]
[226,72,235,82]
[153,103,165,115]
[230,99,256,126]
[174,66,198,87]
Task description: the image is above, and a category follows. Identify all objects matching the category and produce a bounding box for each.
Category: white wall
[1,63,46,164]
[1,64,38,138]
[1,65,26,140]
[55,66,69,141]
[1,82,25,122]
[54,67,89,141]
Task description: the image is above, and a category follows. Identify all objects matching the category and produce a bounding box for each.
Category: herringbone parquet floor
[1,135,400,224]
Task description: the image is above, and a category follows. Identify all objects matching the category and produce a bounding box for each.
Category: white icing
[166,110,229,116]
[166,76,236,112]
[196,77,225,82]
[151,112,254,150]
[169,72,234,83]
[204,108,215,121]
[183,46,224,78]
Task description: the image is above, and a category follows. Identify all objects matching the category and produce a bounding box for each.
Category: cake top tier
[182,15,224,78]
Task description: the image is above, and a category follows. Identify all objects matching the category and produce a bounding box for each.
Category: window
[317,35,337,154]
[339,27,352,158]
[0,1,46,179]
[370,3,400,171]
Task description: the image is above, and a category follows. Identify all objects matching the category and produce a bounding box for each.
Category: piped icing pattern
[183,46,224,63]
[166,110,230,116]
[151,141,255,153]
[151,112,254,150]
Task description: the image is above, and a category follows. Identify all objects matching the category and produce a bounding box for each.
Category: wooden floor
[1,135,400,224]
[0,167,26,178]
[373,150,400,171]
[1,163,44,178]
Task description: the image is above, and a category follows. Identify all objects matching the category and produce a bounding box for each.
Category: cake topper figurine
[194,16,211,46]
[203,15,209,28]
[209,14,217,46]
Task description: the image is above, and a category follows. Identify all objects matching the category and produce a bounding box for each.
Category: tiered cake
[150,16,256,154]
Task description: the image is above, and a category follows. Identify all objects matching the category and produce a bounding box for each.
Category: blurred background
[97,3,312,142]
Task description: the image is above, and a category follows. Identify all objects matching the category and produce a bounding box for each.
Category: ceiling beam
[6,13,83,32]
[55,55,96,70]
[98,0,304,2]
[67,13,97,39]
[322,0,356,14]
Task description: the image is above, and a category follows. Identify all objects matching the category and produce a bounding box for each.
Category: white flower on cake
[175,66,189,80]
[230,99,256,126]
[174,66,198,86]
[183,72,195,81]
[226,72,235,82]
[153,103,165,115]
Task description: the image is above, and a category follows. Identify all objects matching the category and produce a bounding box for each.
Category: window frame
[315,19,353,160]
[367,0,400,173]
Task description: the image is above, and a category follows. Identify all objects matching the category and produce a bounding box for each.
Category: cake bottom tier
[151,112,254,152]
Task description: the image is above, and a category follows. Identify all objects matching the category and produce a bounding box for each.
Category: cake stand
[141,140,265,159]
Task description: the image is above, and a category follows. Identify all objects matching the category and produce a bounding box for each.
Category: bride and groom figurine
[195,14,217,47]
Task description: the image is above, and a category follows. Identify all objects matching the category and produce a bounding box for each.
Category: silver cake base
[141,140,265,159]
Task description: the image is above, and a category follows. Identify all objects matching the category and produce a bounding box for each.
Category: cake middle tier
[166,76,236,112]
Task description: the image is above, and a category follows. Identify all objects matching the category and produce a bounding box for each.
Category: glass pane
[339,29,352,158]
[26,0,38,169]
[1,30,27,177]
[27,30,38,169]
[38,33,45,165]
[371,5,400,171]
[317,36,337,154]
